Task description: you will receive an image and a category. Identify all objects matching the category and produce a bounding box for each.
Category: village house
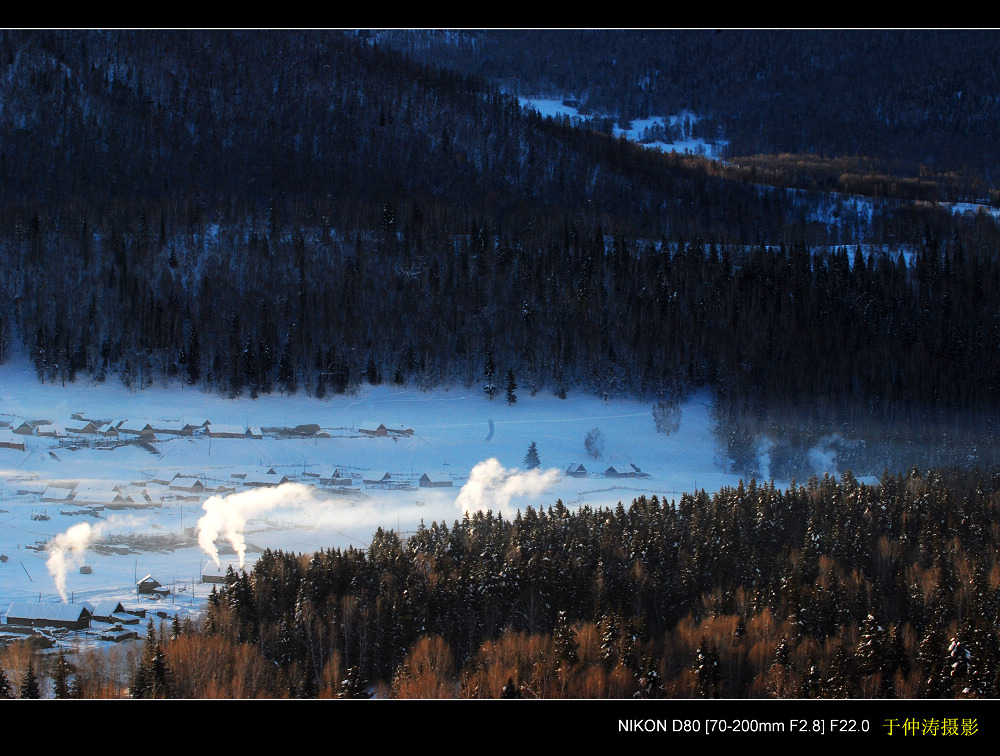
[116,420,155,437]
[206,423,250,438]
[0,429,26,451]
[137,575,170,597]
[318,469,352,486]
[419,472,453,488]
[243,472,291,487]
[604,464,637,479]
[4,602,92,631]
[151,420,193,436]
[71,485,125,507]
[65,420,100,435]
[169,476,206,494]
[88,600,141,625]
[36,422,67,438]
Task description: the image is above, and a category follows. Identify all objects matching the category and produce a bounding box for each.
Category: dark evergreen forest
[378,29,1000,183]
[2,31,999,433]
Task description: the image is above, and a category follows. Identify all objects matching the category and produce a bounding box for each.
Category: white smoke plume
[197,483,318,568]
[808,434,841,475]
[45,514,144,602]
[756,437,775,481]
[46,522,97,602]
[455,458,562,519]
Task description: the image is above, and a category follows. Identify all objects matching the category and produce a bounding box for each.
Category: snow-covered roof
[170,476,204,487]
[151,420,189,433]
[66,420,100,434]
[207,423,248,436]
[419,472,450,482]
[89,600,126,618]
[605,464,635,475]
[243,472,290,486]
[5,602,91,622]
[71,489,123,504]
[117,420,154,434]
[74,481,121,494]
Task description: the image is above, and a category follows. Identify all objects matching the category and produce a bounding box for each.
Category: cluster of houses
[0,413,267,446]
[565,462,646,479]
[352,470,454,489]
[14,463,464,520]
[3,576,173,641]
[15,467,315,516]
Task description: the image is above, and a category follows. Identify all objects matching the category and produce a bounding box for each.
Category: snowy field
[0,348,773,633]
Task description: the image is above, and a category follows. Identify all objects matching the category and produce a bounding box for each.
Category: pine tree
[882,625,908,698]
[797,655,823,698]
[19,661,41,699]
[634,655,664,699]
[500,676,521,698]
[768,635,794,698]
[366,354,380,386]
[483,347,496,400]
[524,441,540,470]
[298,653,317,699]
[823,642,857,698]
[554,610,579,667]
[148,642,171,698]
[185,325,200,386]
[278,347,297,395]
[693,636,721,697]
[339,665,373,699]
[917,621,949,698]
[599,613,620,664]
[52,651,71,699]
[505,369,517,405]
[855,612,887,678]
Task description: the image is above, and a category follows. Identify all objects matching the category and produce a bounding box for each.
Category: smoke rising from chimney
[196,483,319,568]
[46,514,144,602]
[455,458,561,518]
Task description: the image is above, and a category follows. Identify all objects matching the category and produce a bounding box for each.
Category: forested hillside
[2,29,1000,436]
[377,29,1000,184]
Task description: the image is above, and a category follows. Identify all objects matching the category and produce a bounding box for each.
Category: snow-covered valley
[0,349,767,633]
